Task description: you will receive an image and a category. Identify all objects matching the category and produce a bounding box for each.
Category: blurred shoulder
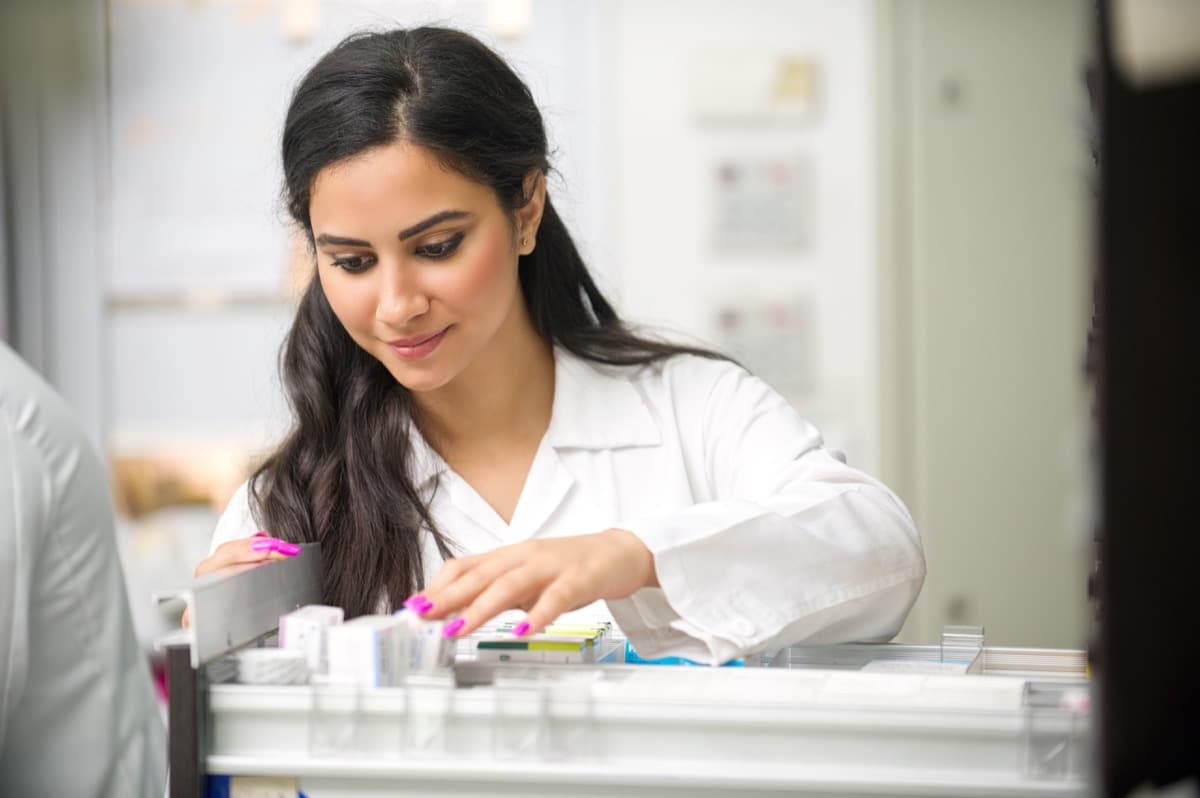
[209,479,259,554]
[626,351,761,411]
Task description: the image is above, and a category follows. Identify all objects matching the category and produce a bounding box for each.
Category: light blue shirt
[0,342,165,796]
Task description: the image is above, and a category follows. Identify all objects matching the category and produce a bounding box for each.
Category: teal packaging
[624,640,743,667]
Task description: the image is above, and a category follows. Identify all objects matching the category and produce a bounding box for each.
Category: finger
[419,547,529,619]
[419,562,514,620]
[422,553,484,595]
[194,540,270,577]
[400,554,485,615]
[512,576,586,638]
[181,607,191,628]
[448,564,550,638]
[194,536,300,577]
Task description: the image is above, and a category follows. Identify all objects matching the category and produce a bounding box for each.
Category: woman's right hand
[180,534,302,627]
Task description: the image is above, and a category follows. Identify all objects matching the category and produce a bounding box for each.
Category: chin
[386,365,453,394]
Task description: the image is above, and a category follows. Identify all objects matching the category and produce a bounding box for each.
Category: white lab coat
[0,343,166,797]
[211,349,925,664]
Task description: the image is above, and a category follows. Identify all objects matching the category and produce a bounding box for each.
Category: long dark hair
[253,27,722,617]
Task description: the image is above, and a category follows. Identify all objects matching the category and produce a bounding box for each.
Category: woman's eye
[332,255,374,273]
[417,232,464,260]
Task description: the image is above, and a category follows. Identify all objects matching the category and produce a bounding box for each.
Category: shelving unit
[161,552,1091,798]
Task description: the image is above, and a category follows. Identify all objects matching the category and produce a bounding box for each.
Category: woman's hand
[406,529,658,638]
[180,534,301,627]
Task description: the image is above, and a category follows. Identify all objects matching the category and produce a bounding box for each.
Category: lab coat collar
[405,346,661,488]
[545,347,661,450]
[408,423,447,490]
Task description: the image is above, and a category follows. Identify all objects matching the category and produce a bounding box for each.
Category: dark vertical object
[1096,2,1200,795]
[166,644,207,798]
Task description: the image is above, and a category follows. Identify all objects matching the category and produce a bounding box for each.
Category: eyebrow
[398,210,472,240]
[314,210,473,249]
[314,233,370,248]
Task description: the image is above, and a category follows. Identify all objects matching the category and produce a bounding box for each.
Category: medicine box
[279,604,344,675]
[326,615,406,687]
[394,610,454,672]
[476,621,611,665]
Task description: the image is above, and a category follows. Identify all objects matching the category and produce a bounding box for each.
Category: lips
[386,326,449,361]
[389,329,445,348]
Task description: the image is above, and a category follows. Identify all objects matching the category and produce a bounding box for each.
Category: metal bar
[155,543,322,667]
[166,643,205,798]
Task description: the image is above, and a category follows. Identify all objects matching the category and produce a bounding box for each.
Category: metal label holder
[155,544,323,668]
[155,544,323,798]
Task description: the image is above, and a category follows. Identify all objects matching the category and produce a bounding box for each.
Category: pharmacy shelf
[201,665,1089,797]
[206,758,1085,798]
[165,552,1091,798]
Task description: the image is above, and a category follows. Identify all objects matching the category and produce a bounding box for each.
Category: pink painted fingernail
[403,595,433,614]
[249,538,301,556]
[512,621,531,637]
[442,617,466,638]
[253,530,270,538]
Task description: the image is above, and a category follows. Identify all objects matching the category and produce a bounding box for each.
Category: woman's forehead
[310,141,494,225]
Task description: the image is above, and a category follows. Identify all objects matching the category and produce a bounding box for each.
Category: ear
[515,170,546,256]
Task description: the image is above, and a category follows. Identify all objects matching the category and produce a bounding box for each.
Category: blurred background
[0,0,1093,669]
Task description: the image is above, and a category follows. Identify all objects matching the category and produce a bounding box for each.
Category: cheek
[446,230,517,312]
[318,268,377,332]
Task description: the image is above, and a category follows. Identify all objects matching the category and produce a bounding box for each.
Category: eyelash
[331,232,466,273]
[418,231,465,260]
[330,255,374,273]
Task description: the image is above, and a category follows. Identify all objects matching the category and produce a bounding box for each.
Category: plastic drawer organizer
[157,546,1092,798]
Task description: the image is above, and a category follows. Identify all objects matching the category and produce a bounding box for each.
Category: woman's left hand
[409,529,658,638]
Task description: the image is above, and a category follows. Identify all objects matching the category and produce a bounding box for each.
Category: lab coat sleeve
[208,480,260,555]
[607,361,926,664]
[0,422,41,754]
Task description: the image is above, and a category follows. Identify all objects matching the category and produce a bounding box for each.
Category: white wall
[612,0,883,470]
[882,0,1092,647]
[104,0,606,453]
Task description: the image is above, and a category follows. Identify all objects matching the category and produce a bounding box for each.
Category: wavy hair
[253,27,722,616]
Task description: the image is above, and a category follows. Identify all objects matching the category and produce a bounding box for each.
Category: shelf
[203,665,1090,797]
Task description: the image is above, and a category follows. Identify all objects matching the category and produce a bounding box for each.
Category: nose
[375,262,430,326]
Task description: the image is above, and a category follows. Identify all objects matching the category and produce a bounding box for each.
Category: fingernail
[442,617,466,638]
[512,621,530,637]
[250,538,301,556]
[403,595,433,614]
[253,530,270,538]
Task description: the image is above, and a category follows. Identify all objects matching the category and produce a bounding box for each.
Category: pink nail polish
[512,621,530,637]
[403,595,433,613]
[443,617,466,638]
[253,530,270,538]
[249,539,275,552]
[275,541,301,556]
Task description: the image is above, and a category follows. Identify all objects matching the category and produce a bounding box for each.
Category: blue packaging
[623,640,743,667]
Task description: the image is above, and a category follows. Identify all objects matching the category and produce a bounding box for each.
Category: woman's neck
[413,318,555,452]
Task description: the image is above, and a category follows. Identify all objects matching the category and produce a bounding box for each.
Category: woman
[198,26,925,664]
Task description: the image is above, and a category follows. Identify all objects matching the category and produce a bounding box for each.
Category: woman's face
[308,141,541,395]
